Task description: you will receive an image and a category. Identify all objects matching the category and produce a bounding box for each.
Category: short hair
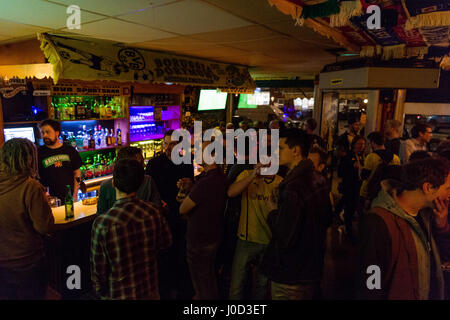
[348,116,360,125]
[411,124,431,139]
[350,135,366,150]
[306,118,317,131]
[0,138,38,178]
[280,128,310,158]
[309,146,328,165]
[367,131,385,146]
[39,119,61,133]
[113,159,144,194]
[386,119,401,131]
[396,158,449,195]
[408,150,431,162]
[117,146,143,162]
[164,129,174,138]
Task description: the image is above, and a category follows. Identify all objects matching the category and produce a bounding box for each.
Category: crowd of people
[0,115,449,300]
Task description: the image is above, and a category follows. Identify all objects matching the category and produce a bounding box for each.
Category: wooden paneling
[0,39,45,66]
[0,98,4,147]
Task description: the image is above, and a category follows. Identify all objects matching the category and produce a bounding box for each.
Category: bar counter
[52,200,98,228]
[47,200,98,299]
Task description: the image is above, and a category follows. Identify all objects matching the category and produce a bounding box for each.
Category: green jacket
[97,175,162,215]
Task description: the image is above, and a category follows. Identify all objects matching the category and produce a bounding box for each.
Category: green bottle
[65,185,74,219]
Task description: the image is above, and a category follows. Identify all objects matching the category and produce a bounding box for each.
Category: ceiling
[0,0,347,79]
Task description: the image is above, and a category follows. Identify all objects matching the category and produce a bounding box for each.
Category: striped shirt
[91,196,172,299]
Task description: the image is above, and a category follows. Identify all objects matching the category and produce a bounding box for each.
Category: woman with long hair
[0,138,54,299]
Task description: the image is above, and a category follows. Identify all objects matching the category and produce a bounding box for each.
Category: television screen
[237,94,257,109]
[238,92,270,108]
[4,127,36,143]
[198,89,228,111]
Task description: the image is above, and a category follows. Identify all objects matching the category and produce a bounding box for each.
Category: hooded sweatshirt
[0,174,54,268]
[357,181,445,300]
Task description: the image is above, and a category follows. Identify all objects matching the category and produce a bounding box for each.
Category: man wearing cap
[336,117,361,159]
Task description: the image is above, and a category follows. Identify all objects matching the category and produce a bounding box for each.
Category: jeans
[0,256,48,300]
[229,239,268,300]
[271,281,320,300]
[343,190,360,238]
[187,242,220,300]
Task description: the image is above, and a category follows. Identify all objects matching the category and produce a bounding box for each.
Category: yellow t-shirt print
[236,170,283,245]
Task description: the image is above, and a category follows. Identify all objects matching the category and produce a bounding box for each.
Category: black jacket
[338,151,363,194]
[260,159,333,284]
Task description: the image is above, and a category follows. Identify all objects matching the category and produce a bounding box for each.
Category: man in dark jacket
[336,116,361,159]
[146,130,194,299]
[260,128,333,300]
[357,158,450,300]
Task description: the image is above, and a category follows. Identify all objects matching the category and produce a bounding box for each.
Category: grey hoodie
[0,174,54,268]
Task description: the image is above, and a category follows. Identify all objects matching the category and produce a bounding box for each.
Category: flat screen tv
[237,94,257,109]
[197,89,228,111]
[4,127,36,143]
[238,91,270,108]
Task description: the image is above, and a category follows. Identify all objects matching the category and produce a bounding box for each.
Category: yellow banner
[38,33,256,91]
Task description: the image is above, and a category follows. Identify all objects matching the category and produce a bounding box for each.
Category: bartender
[37,119,82,202]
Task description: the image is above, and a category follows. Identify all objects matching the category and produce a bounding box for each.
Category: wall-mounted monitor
[4,127,36,143]
[237,94,257,109]
[238,92,270,108]
[197,89,228,111]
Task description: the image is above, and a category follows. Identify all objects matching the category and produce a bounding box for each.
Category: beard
[43,137,57,146]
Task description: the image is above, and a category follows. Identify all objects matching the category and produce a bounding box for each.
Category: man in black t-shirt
[38,119,82,202]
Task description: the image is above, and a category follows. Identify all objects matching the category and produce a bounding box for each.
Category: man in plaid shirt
[91,159,172,299]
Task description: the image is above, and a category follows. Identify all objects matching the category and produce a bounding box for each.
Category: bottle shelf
[129,118,179,123]
[58,118,127,122]
[130,135,164,143]
[4,121,42,125]
[77,144,127,153]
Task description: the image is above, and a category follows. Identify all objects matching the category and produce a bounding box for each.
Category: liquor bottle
[110,128,116,146]
[85,96,92,119]
[116,96,122,118]
[77,96,86,120]
[49,97,55,119]
[93,96,100,119]
[106,97,112,119]
[65,185,74,219]
[70,132,77,149]
[96,125,102,148]
[101,128,107,148]
[69,96,76,120]
[116,123,122,146]
[106,128,112,146]
[89,131,96,150]
[85,157,93,179]
[82,125,89,150]
[99,96,105,119]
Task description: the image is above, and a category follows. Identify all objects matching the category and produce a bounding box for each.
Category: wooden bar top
[52,201,98,229]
